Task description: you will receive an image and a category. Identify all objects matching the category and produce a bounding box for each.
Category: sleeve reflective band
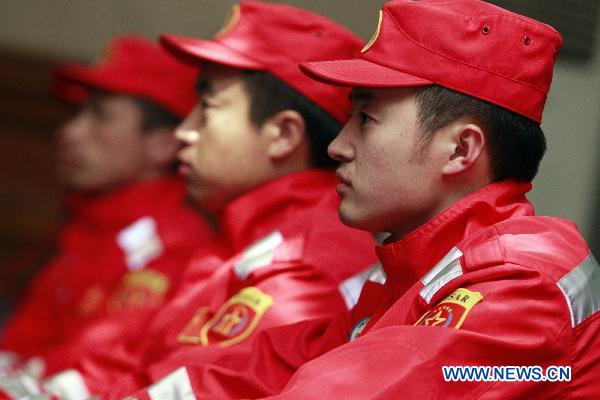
[43,370,90,400]
[147,367,197,400]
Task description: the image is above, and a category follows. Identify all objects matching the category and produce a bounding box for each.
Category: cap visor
[53,64,118,103]
[300,58,432,88]
[160,34,263,70]
[56,64,108,86]
[55,63,143,97]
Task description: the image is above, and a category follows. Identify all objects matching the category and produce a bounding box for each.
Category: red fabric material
[130,181,599,399]
[0,176,224,376]
[300,0,563,122]
[53,35,199,117]
[160,1,365,123]
[269,182,599,399]
[73,169,377,399]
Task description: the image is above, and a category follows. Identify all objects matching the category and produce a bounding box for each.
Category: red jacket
[0,176,223,376]
[44,169,378,399]
[127,181,600,399]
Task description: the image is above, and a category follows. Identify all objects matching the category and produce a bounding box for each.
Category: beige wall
[0,1,386,59]
[530,40,600,239]
[1,0,599,241]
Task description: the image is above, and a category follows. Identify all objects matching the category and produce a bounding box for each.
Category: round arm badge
[414,288,483,329]
[178,287,273,347]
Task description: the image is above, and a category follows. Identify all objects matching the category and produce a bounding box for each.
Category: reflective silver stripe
[234,230,283,280]
[0,374,43,399]
[339,263,383,309]
[116,216,164,271]
[43,369,90,400]
[419,247,464,304]
[557,253,600,328]
[368,264,387,285]
[147,367,197,400]
[0,352,18,378]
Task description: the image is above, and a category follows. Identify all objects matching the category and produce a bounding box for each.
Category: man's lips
[178,162,191,177]
[336,170,351,186]
[55,151,80,167]
[336,170,351,196]
[177,151,191,177]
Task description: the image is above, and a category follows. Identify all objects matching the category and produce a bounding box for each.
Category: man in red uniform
[115,1,599,399]
[38,3,378,399]
[0,36,224,378]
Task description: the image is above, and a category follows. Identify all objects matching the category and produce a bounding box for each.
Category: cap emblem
[361,10,383,54]
[214,4,241,38]
[95,42,116,66]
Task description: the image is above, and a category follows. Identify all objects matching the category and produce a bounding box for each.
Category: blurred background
[0,0,599,302]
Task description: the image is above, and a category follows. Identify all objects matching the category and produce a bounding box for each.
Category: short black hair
[131,97,181,132]
[414,85,546,182]
[239,71,341,168]
[130,97,181,172]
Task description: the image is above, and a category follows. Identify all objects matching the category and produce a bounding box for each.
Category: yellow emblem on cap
[214,4,241,38]
[95,42,116,66]
[361,10,383,54]
[199,287,273,347]
[415,288,483,329]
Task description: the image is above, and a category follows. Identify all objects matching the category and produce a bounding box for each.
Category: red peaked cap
[301,0,563,123]
[160,1,365,124]
[53,35,199,118]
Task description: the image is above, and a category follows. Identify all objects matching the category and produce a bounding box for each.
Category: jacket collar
[65,176,187,229]
[376,180,535,294]
[218,169,338,252]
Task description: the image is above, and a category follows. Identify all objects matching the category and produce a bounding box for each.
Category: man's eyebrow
[195,78,212,95]
[349,89,375,104]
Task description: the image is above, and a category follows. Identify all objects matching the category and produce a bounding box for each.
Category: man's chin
[187,190,225,215]
[338,206,370,232]
[56,174,83,191]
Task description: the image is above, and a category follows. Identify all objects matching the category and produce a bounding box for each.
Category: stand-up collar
[376,181,535,294]
[218,169,338,252]
[65,176,187,229]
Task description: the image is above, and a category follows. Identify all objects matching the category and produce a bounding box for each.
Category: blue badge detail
[349,317,370,342]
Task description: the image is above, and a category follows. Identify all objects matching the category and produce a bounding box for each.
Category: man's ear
[143,127,180,168]
[263,110,306,161]
[441,123,487,176]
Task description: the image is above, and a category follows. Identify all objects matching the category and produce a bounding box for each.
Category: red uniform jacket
[126,181,600,399]
[0,176,223,376]
[45,169,378,399]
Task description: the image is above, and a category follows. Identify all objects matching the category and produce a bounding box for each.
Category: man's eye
[92,107,109,121]
[200,98,217,110]
[358,112,374,125]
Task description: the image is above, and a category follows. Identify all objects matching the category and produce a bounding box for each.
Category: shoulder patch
[200,287,273,347]
[415,288,483,329]
[107,269,169,313]
[77,285,105,316]
[177,307,212,345]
